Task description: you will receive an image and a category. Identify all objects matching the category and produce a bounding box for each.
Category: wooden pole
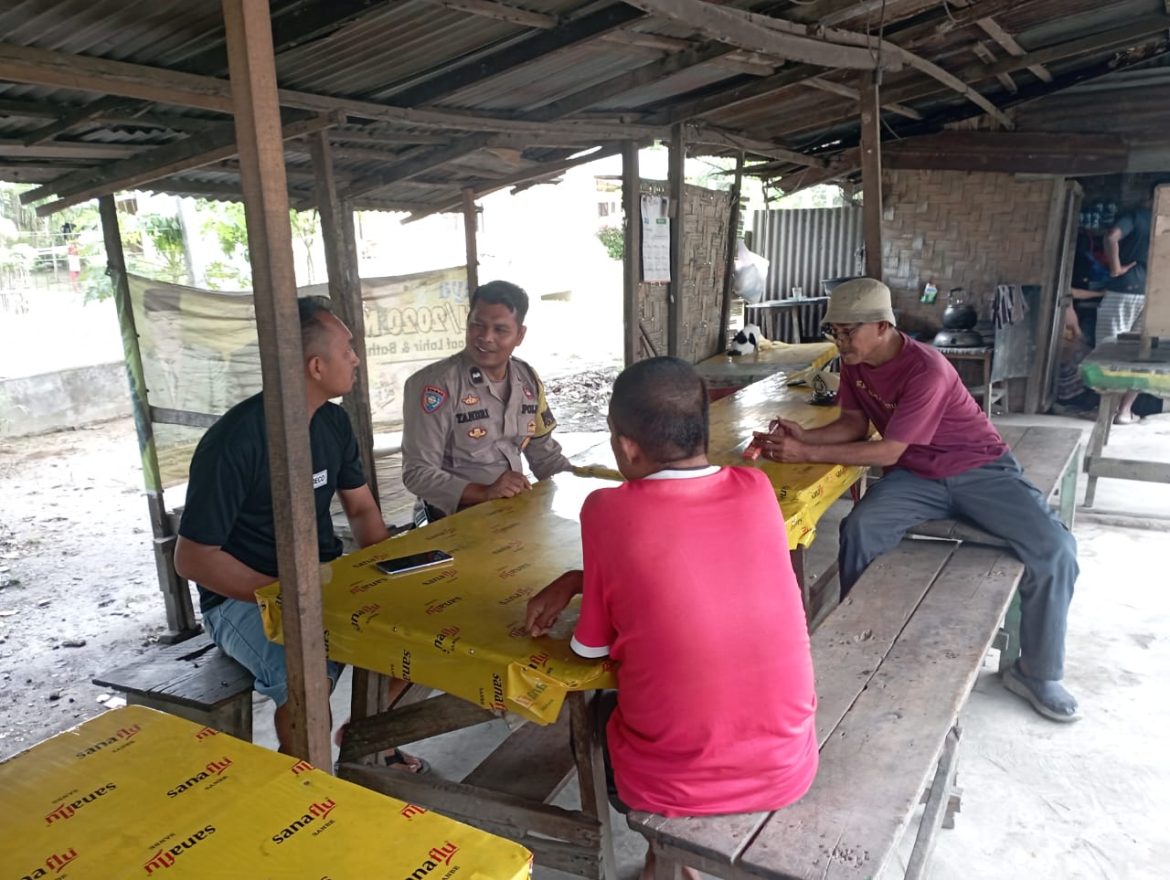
[99,194,198,642]
[621,141,641,366]
[718,152,745,357]
[859,70,884,280]
[668,123,686,357]
[310,131,379,508]
[462,187,479,294]
[223,0,332,769]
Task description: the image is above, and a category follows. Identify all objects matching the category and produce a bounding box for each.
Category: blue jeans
[838,453,1077,681]
[204,598,342,707]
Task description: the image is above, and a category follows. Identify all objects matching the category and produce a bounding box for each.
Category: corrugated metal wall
[751,207,864,301]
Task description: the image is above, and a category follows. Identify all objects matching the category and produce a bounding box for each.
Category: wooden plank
[718,152,744,358]
[29,113,343,215]
[632,810,770,869]
[462,187,479,294]
[223,0,331,770]
[387,4,644,106]
[338,694,497,763]
[1085,457,1170,484]
[338,762,603,844]
[0,138,142,160]
[623,141,641,367]
[93,634,254,709]
[858,72,882,280]
[461,710,575,803]
[977,17,1052,83]
[1145,183,1170,340]
[972,41,1018,94]
[804,77,923,120]
[668,122,685,357]
[687,125,821,168]
[904,726,961,880]
[882,132,1127,175]
[623,0,899,71]
[1005,426,1082,499]
[740,544,1024,880]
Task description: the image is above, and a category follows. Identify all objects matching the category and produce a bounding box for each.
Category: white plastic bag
[732,240,770,304]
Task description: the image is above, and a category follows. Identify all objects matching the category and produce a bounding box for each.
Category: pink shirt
[838,334,1008,479]
[573,466,818,817]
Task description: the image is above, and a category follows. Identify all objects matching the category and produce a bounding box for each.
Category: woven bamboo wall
[636,180,733,363]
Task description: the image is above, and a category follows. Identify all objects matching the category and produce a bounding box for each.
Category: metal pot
[942,288,978,330]
[932,329,984,348]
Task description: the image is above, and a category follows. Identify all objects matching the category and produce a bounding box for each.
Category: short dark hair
[470,280,529,324]
[610,357,709,463]
[297,295,335,357]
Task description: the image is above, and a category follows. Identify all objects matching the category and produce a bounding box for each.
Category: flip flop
[1113,412,1140,425]
[1002,662,1080,723]
[384,750,431,775]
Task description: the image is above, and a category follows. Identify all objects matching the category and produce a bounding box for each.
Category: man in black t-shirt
[176,297,422,769]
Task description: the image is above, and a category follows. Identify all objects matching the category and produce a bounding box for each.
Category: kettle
[942,288,978,331]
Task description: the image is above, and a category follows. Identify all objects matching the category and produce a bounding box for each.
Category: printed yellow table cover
[0,705,532,880]
[696,340,838,382]
[259,473,618,726]
[573,372,865,549]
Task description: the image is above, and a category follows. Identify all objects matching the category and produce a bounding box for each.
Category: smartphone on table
[375,549,454,577]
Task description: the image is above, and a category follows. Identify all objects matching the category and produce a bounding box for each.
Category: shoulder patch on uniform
[421,385,447,413]
[541,411,556,427]
[467,426,487,439]
[462,393,480,406]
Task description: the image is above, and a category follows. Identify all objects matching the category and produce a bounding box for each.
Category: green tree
[139,213,189,283]
[596,225,624,260]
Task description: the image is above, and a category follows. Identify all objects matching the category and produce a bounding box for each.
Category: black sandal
[384,750,431,774]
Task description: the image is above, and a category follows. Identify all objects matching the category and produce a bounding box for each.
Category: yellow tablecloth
[260,473,618,726]
[0,706,532,880]
[573,371,865,550]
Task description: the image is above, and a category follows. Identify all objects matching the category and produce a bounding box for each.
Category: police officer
[402,280,570,519]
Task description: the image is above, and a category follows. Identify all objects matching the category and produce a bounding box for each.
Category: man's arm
[174,537,274,602]
[522,377,571,479]
[339,485,390,548]
[401,373,471,515]
[1105,216,1136,277]
[774,408,870,445]
[754,432,908,468]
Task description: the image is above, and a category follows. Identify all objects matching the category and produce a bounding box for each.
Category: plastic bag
[732,240,770,304]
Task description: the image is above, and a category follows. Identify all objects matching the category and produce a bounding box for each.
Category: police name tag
[312,469,328,489]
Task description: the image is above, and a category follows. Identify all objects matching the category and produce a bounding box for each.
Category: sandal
[1002,662,1080,723]
[384,749,430,775]
[1113,412,1140,425]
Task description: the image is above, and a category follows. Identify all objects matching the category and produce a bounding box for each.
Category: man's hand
[1111,261,1136,278]
[525,570,584,637]
[767,417,807,442]
[752,429,808,463]
[488,470,531,499]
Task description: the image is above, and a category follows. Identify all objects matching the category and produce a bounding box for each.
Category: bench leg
[570,693,618,880]
[905,726,961,880]
[1084,394,1118,508]
[126,692,253,741]
[651,846,688,880]
[995,592,1023,675]
[1058,446,1081,530]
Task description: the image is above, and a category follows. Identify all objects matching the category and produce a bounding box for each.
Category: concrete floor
[255,414,1170,880]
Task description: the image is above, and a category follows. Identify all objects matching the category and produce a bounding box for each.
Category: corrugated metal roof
[1,0,1168,210]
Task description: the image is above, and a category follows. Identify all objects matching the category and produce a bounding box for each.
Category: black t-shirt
[178,393,366,613]
[1116,209,1151,267]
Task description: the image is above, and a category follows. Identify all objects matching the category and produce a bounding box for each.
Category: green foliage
[596,225,624,260]
[138,213,188,283]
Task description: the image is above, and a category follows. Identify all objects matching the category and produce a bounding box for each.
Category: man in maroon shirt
[754,278,1079,722]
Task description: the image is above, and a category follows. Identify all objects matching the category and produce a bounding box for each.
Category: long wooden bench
[629,425,1083,880]
[93,632,255,740]
[631,538,1023,880]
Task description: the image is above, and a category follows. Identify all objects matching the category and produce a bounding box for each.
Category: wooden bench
[93,632,255,740]
[631,538,1024,880]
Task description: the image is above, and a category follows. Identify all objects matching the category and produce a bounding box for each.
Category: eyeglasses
[822,323,864,343]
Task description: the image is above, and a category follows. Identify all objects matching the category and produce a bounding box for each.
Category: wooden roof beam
[0,139,144,160]
[972,42,1017,94]
[29,112,344,215]
[622,0,903,71]
[687,125,824,167]
[804,77,923,120]
[977,17,1053,83]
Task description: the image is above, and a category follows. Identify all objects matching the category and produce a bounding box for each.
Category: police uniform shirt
[402,351,571,515]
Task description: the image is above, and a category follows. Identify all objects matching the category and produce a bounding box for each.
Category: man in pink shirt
[753,278,1079,722]
[526,357,818,880]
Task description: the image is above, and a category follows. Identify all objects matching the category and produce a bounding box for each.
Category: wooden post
[99,194,199,643]
[310,131,379,508]
[859,70,883,280]
[718,152,745,357]
[621,141,641,366]
[223,0,332,770]
[462,187,479,294]
[668,123,686,357]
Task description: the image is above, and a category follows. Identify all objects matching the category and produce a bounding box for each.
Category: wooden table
[0,705,532,880]
[744,296,830,343]
[696,340,837,397]
[1080,338,1170,506]
[935,343,995,415]
[259,473,621,878]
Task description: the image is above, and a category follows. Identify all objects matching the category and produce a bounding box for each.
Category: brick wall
[881,169,1056,336]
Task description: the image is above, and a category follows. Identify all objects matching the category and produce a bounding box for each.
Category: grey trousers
[839,453,1077,681]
